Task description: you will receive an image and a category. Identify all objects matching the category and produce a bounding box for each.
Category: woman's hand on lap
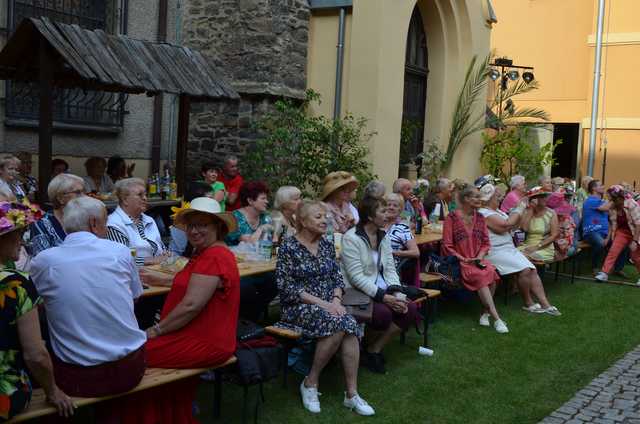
[47,387,76,417]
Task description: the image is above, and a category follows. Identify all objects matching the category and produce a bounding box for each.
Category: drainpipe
[151,0,168,173]
[587,0,606,176]
[333,7,346,120]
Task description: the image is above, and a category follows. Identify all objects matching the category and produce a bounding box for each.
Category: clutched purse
[342,288,373,322]
[385,284,423,301]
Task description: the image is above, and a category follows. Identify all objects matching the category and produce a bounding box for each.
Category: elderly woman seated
[31,197,147,402]
[83,156,114,194]
[224,181,278,320]
[276,200,374,416]
[518,187,559,262]
[321,171,359,234]
[272,185,302,242]
[478,184,561,316]
[0,155,26,200]
[442,184,508,333]
[500,175,526,213]
[107,177,167,266]
[142,197,240,421]
[225,181,271,245]
[384,193,420,271]
[341,196,417,373]
[27,173,85,258]
[0,200,74,420]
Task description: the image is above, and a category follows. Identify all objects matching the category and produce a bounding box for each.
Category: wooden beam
[151,0,169,174]
[37,38,53,203]
[175,94,190,197]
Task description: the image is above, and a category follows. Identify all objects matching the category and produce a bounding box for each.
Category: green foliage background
[242,90,376,198]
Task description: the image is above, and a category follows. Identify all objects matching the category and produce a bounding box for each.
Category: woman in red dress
[442,184,508,334]
[137,197,240,423]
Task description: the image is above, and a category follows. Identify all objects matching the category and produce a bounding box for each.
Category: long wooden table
[414,231,443,245]
[141,259,276,297]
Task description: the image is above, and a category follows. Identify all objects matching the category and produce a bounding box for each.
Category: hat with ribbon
[320,171,359,201]
[173,197,237,234]
[525,186,552,199]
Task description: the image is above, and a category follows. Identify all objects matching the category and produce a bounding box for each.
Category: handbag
[385,284,423,301]
[237,319,265,342]
[342,288,373,322]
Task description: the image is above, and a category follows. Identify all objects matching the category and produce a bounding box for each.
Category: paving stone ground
[540,345,640,424]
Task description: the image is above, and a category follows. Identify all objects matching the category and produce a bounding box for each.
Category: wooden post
[175,94,190,197]
[38,38,54,203]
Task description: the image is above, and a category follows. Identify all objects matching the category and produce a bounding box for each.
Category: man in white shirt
[30,196,146,397]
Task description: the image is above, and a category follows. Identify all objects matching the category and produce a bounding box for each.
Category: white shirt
[107,206,165,266]
[478,208,514,249]
[30,231,146,366]
[349,203,360,225]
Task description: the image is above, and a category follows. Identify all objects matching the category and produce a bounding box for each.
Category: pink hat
[546,192,576,216]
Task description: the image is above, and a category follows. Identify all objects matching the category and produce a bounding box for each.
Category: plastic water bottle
[259,228,273,260]
[326,212,335,244]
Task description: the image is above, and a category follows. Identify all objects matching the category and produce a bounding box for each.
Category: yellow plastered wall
[492,0,640,184]
[307,0,491,188]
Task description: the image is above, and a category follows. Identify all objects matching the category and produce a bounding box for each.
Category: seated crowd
[2,149,638,421]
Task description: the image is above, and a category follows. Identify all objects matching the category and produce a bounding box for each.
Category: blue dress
[276,236,361,338]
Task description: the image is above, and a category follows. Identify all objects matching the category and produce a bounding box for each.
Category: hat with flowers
[607,184,632,200]
[0,200,43,236]
[525,186,552,199]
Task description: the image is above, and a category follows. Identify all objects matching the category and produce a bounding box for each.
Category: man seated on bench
[478,183,561,316]
[30,196,147,399]
[0,200,74,421]
[518,187,560,262]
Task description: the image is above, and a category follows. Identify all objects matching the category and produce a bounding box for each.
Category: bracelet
[332,295,342,301]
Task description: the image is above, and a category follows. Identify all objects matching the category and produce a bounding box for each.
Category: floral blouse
[225,209,269,246]
[0,267,41,420]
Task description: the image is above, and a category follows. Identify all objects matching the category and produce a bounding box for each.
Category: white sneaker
[343,393,375,416]
[522,303,543,313]
[300,379,321,413]
[479,313,490,327]
[595,272,608,282]
[542,306,562,316]
[494,319,509,334]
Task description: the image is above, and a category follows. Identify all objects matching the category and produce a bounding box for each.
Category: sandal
[542,306,562,316]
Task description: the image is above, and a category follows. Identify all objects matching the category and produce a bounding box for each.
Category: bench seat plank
[9,357,237,423]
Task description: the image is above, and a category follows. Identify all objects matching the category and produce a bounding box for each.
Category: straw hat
[525,186,551,199]
[0,200,43,237]
[174,197,237,234]
[320,171,358,201]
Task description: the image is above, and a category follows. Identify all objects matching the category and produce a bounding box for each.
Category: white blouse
[106,206,165,266]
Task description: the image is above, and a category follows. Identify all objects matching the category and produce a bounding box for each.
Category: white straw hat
[174,197,237,233]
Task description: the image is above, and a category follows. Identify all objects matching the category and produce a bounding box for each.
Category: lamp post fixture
[489,58,535,130]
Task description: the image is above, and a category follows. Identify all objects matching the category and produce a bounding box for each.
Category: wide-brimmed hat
[525,186,551,199]
[607,185,631,200]
[174,197,237,234]
[546,192,576,216]
[0,200,43,237]
[320,171,358,201]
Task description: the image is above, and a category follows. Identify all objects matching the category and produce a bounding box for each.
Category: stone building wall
[182,0,310,176]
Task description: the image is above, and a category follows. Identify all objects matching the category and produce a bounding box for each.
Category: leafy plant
[444,54,490,168]
[480,126,561,183]
[417,138,446,186]
[399,119,422,165]
[444,54,551,168]
[243,90,376,198]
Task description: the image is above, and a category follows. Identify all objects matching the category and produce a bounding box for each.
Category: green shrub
[242,90,376,198]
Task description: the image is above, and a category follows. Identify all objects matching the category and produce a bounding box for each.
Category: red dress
[442,210,500,291]
[126,245,240,424]
[146,244,240,367]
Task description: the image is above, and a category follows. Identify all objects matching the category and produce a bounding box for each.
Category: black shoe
[362,351,386,374]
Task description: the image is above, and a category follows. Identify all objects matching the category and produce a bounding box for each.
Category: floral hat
[525,186,552,199]
[607,185,631,200]
[546,192,576,216]
[0,200,43,236]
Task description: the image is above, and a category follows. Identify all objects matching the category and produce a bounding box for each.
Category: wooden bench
[8,356,237,423]
[265,325,302,389]
[401,288,441,349]
[419,272,443,286]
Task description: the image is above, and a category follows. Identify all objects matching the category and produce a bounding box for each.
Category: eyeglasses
[186,223,212,232]
[64,189,84,196]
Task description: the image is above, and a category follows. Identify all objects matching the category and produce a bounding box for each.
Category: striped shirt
[107,206,165,266]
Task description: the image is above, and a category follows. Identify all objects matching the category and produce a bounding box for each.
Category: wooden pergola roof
[0,17,239,99]
[0,17,239,200]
